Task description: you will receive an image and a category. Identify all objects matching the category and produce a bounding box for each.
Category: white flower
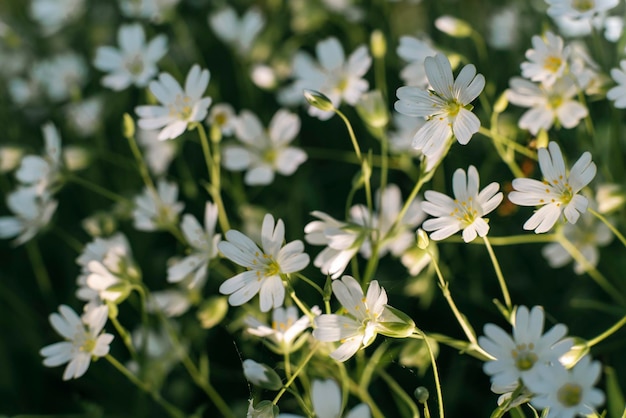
[0,145,23,174]
[15,123,63,196]
[65,97,104,137]
[40,304,113,381]
[135,64,212,140]
[278,378,370,418]
[542,209,612,275]
[521,32,569,87]
[30,0,84,35]
[350,184,426,258]
[132,179,184,231]
[507,76,588,135]
[167,202,221,289]
[94,23,167,91]
[545,0,618,20]
[395,53,485,163]
[320,0,364,22]
[0,186,57,246]
[313,275,411,362]
[478,305,573,389]
[508,142,596,233]
[488,7,520,50]
[304,211,366,279]
[607,59,626,108]
[208,103,237,136]
[118,0,180,23]
[604,16,623,41]
[218,214,310,312]
[528,356,605,418]
[245,306,319,352]
[208,6,265,55]
[136,128,177,176]
[396,36,438,88]
[280,37,372,120]
[421,165,503,242]
[222,109,307,185]
[148,289,192,317]
[388,112,425,156]
[32,52,88,102]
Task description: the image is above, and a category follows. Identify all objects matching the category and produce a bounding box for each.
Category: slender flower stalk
[482,236,512,313]
[588,207,626,249]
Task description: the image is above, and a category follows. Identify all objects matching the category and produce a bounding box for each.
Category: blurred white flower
[422,165,503,242]
[488,7,520,50]
[40,304,113,381]
[607,59,626,109]
[545,0,618,20]
[506,76,588,135]
[395,53,485,165]
[167,202,221,289]
[32,52,88,102]
[388,112,425,156]
[320,0,364,22]
[132,179,184,231]
[15,123,63,196]
[209,6,265,55]
[280,37,372,120]
[135,64,212,140]
[94,23,168,91]
[245,305,319,353]
[65,97,104,137]
[595,183,625,214]
[521,31,569,87]
[30,0,85,35]
[603,16,624,41]
[479,305,573,389]
[218,214,310,312]
[222,109,307,185]
[137,128,177,176]
[0,145,23,173]
[0,186,57,246]
[509,142,596,233]
[396,36,438,88]
[208,103,237,136]
[118,0,180,23]
[250,64,278,90]
[148,289,192,317]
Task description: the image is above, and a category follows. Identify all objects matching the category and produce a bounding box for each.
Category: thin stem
[284,350,292,379]
[445,234,558,246]
[105,355,185,418]
[359,343,388,392]
[415,329,445,418]
[294,272,324,297]
[478,127,537,160]
[126,127,158,195]
[588,208,626,249]
[25,240,54,306]
[335,108,363,161]
[378,369,420,418]
[586,314,626,348]
[273,343,319,405]
[482,236,512,314]
[109,313,138,361]
[66,174,130,205]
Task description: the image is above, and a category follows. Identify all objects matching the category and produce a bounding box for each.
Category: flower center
[262,256,281,277]
[80,337,96,353]
[263,148,277,164]
[214,111,228,127]
[557,383,583,407]
[543,56,563,73]
[511,343,538,371]
[573,0,594,12]
[451,197,478,225]
[445,100,462,117]
[169,94,193,120]
[125,54,145,76]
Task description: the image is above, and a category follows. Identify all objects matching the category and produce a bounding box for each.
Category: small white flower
[604,16,624,42]
[135,64,212,140]
[304,211,366,279]
[528,356,605,418]
[132,179,184,231]
[15,123,63,196]
[94,23,168,91]
[167,202,221,289]
[396,36,438,88]
[222,109,307,185]
[65,97,104,137]
[40,304,114,381]
[218,214,310,312]
[209,6,265,55]
[208,103,237,136]
[395,53,485,162]
[542,208,612,275]
[30,0,84,35]
[278,378,370,418]
[280,37,372,120]
[0,186,57,246]
[545,0,618,20]
[508,142,596,233]
[148,289,192,317]
[479,305,574,389]
[422,165,503,242]
[388,112,425,156]
[313,276,411,362]
[136,128,177,176]
[245,305,319,352]
[32,52,88,102]
[607,59,626,109]
[521,32,569,87]
[507,76,588,135]
[488,7,520,50]
[118,0,180,23]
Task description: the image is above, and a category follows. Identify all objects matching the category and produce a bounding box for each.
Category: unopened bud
[197,296,229,329]
[243,359,283,391]
[123,113,135,139]
[435,16,473,38]
[247,400,279,418]
[303,89,335,112]
[370,30,387,58]
[414,386,430,403]
[417,229,430,250]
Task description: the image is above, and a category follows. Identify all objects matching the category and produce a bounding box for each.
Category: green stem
[66,174,130,205]
[586,314,626,348]
[378,369,420,418]
[105,355,185,418]
[359,343,388,392]
[126,127,158,196]
[335,108,363,161]
[588,208,626,249]
[109,313,137,361]
[294,272,324,297]
[25,240,54,306]
[482,236,512,314]
[445,234,558,246]
[415,329,445,418]
[478,127,537,160]
[273,343,319,405]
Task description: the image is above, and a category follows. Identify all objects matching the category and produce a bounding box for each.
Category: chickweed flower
[396,35,438,88]
[94,23,167,91]
[508,142,596,234]
[135,64,212,140]
[208,6,265,55]
[607,60,626,109]
[40,304,113,381]
[421,165,503,243]
[527,355,605,417]
[313,275,414,362]
[479,305,573,390]
[218,214,310,312]
[0,186,57,246]
[395,53,485,164]
[132,179,184,231]
[15,122,63,196]
[222,109,307,186]
[545,0,619,20]
[521,32,568,87]
[245,305,319,353]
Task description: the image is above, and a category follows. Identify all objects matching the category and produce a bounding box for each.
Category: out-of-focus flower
[132,179,184,231]
[118,0,180,23]
[0,145,24,173]
[0,186,57,246]
[136,128,177,177]
[595,184,625,214]
[388,112,425,156]
[135,65,212,140]
[30,0,85,35]
[15,123,63,196]
[487,7,520,50]
[222,109,307,186]
[32,52,88,102]
[40,304,113,381]
[242,359,282,390]
[209,6,265,55]
[607,60,626,108]
[65,97,104,137]
[509,142,596,233]
[521,31,569,87]
[207,103,237,136]
[245,305,319,353]
[94,23,168,91]
[545,0,618,20]
[604,16,623,41]
[435,15,473,38]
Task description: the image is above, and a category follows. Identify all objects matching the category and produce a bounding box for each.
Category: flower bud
[378,305,416,338]
[82,211,118,237]
[123,113,135,139]
[414,386,430,403]
[596,184,625,214]
[243,359,283,391]
[560,337,589,369]
[435,16,473,38]
[247,400,279,418]
[493,91,509,114]
[303,89,335,112]
[370,30,386,58]
[0,145,23,173]
[355,90,389,129]
[417,229,430,250]
[63,146,91,171]
[197,296,229,329]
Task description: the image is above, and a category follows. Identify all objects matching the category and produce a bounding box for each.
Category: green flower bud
[370,30,387,58]
[197,296,229,329]
[303,89,335,112]
[414,386,430,403]
[243,360,283,391]
[355,90,389,129]
[417,229,430,250]
[377,305,416,338]
[122,113,135,139]
[493,91,509,114]
[435,16,473,38]
[247,400,279,418]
